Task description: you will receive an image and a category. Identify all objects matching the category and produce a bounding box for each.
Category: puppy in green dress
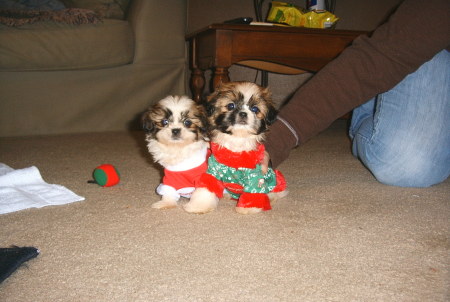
[184,82,287,214]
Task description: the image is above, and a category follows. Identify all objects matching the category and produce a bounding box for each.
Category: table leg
[213,67,230,89]
[190,68,205,103]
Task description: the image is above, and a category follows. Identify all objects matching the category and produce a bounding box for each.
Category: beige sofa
[0,0,186,137]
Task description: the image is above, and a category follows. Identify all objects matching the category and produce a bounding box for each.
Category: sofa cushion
[0,18,134,71]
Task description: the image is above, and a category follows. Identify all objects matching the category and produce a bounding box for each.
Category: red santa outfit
[156,145,209,200]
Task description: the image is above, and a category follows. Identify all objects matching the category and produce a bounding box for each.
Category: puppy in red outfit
[142,96,209,209]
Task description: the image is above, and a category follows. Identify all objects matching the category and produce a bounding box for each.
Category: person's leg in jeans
[349,50,450,187]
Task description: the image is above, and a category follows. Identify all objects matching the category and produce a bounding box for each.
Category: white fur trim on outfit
[156,184,195,201]
[164,145,208,171]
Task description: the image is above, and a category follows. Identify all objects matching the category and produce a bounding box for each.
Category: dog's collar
[210,143,265,169]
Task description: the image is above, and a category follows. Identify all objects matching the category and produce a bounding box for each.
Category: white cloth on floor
[0,163,85,215]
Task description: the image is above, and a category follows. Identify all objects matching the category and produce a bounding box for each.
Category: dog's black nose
[239,112,247,118]
[172,128,181,136]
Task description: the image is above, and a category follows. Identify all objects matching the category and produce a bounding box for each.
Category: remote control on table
[224,17,253,24]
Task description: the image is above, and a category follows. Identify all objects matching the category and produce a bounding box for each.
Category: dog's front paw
[151,196,178,209]
[183,188,218,214]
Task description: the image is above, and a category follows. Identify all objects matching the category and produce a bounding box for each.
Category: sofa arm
[126,0,186,64]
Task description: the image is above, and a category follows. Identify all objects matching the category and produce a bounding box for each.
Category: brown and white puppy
[184,82,287,214]
[142,95,209,209]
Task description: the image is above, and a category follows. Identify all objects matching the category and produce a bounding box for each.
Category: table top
[186,23,367,40]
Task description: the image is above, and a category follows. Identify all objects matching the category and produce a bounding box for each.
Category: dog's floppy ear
[260,86,278,125]
[266,104,278,125]
[195,104,210,140]
[204,93,218,117]
[205,102,216,117]
[141,111,155,133]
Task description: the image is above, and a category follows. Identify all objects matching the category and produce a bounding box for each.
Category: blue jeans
[349,50,450,187]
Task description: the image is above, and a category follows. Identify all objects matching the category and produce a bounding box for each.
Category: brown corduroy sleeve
[265,0,450,168]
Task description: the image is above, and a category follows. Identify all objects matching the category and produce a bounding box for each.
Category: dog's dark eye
[226,103,235,111]
[250,106,259,113]
[161,119,169,126]
[183,119,192,127]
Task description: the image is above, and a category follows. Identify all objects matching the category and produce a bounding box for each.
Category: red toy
[92,164,120,187]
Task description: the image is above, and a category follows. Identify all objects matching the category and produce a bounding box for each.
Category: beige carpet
[0,121,448,302]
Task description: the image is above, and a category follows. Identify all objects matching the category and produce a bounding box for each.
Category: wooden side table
[186,23,366,102]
